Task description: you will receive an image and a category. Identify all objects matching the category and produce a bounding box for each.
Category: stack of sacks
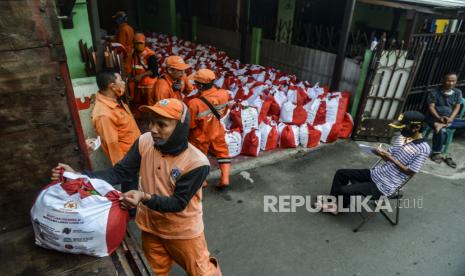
[145,33,354,158]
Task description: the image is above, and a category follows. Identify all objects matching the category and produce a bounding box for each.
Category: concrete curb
[207,140,346,180]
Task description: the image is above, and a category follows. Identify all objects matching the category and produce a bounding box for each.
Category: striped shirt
[370,135,431,196]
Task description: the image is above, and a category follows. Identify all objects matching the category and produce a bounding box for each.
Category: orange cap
[112,11,126,19]
[133,33,145,43]
[165,55,191,71]
[139,98,186,121]
[189,69,216,84]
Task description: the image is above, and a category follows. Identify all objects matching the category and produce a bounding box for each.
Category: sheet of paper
[358,144,377,155]
[92,136,101,151]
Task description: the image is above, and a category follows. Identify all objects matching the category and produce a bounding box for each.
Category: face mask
[401,128,414,137]
[135,44,145,52]
[113,83,125,97]
[172,81,182,91]
[115,16,126,25]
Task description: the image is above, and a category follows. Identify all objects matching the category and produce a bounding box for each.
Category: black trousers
[330,169,383,207]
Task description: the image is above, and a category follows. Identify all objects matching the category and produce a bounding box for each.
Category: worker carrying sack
[31,171,129,257]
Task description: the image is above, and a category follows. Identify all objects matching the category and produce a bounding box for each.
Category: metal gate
[352,38,427,141]
[403,32,465,113]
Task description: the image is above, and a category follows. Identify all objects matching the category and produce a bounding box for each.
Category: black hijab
[153,105,190,156]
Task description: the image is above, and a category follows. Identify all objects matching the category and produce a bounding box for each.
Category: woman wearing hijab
[52,98,221,276]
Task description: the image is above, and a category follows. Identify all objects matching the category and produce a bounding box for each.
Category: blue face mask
[115,15,127,25]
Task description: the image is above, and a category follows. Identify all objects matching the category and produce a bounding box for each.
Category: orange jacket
[149,73,193,106]
[91,93,141,165]
[116,23,134,54]
[127,47,157,88]
[188,87,229,145]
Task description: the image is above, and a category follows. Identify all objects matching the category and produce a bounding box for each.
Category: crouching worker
[188,69,231,189]
[51,98,221,276]
[318,111,431,214]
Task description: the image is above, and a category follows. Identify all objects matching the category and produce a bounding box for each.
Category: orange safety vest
[135,132,210,239]
[188,87,229,146]
[129,47,157,88]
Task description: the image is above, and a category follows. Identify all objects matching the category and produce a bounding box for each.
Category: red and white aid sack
[31,172,129,257]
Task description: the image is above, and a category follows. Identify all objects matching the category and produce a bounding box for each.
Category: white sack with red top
[338,113,354,138]
[229,103,259,134]
[325,92,350,124]
[287,86,311,106]
[225,129,242,157]
[280,101,308,125]
[278,123,300,148]
[259,120,279,151]
[241,128,261,156]
[314,122,342,143]
[299,124,322,148]
[31,172,129,257]
[304,98,321,125]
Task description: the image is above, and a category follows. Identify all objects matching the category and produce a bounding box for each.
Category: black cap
[389,111,424,129]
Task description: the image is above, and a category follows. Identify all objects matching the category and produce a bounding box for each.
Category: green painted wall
[59,0,93,79]
[137,0,176,35]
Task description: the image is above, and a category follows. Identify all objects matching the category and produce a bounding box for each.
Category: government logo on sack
[64,201,77,209]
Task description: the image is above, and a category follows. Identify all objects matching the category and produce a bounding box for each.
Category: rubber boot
[209,257,222,276]
[217,163,231,188]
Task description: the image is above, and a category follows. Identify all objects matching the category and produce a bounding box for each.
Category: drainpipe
[330,0,356,92]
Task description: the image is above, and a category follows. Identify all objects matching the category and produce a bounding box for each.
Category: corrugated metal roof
[396,0,465,8]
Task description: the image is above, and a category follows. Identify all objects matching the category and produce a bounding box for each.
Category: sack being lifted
[31,171,129,257]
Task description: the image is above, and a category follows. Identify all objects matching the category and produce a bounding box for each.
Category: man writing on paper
[318,111,431,214]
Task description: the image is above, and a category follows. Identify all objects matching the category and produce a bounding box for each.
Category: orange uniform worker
[91,70,141,165]
[188,69,231,188]
[52,98,221,276]
[148,55,193,105]
[127,33,158,118]
[112,11,134,54]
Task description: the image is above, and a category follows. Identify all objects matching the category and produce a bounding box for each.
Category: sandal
[443,157,457,169]
[430,153,443,164]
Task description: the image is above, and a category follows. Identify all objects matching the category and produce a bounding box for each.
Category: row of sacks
[145,33,354,158]
[225,114,354,158]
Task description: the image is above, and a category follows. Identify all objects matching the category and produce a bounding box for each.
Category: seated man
[425,72,465,167]
[319,111,431,214]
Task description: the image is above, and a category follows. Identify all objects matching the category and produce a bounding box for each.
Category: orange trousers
[141,231,221,276]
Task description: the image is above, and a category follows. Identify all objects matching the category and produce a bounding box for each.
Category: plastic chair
[423,98,465,154]
[352,158,413,232]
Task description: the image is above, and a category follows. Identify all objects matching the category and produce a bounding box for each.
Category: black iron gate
[403,32,465,113]
[352,38,427,141]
